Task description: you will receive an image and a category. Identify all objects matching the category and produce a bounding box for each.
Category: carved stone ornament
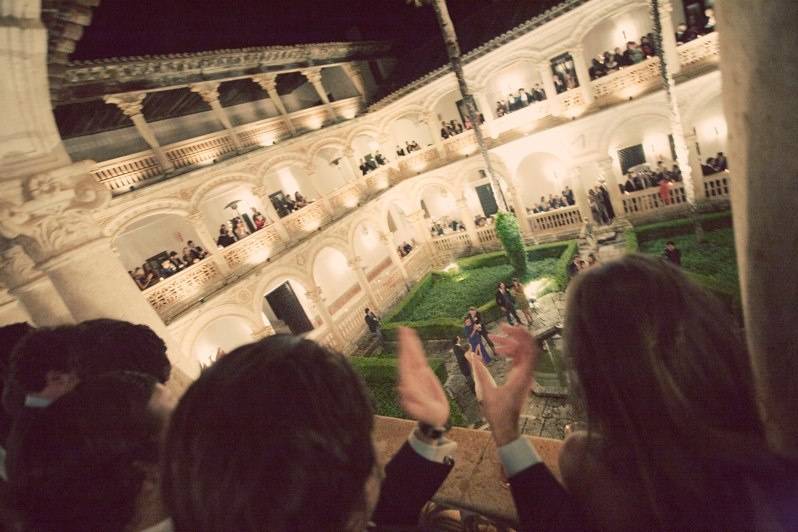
[0,245,41,289]
[0,163,111,263]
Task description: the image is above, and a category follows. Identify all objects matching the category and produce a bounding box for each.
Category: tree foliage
[495,211,528,276]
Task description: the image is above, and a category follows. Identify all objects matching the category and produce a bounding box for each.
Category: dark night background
[74,0,561,91]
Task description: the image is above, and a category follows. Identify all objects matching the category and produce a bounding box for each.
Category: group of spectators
[588,183,616,225]
[358,152,388,176]
[676,8,716,45]
[430,217,466,237]
[271,192,312,219]
[395,140,422,157]
[2,247,797,532]
[474,213,493,227]
[589,35,658,80]
[128,241,209,291]
[396,240,414,257]
[702,151,728,175]
[215,207,272,248]
[495,86,548,118]
[622,161,683,193]
[527,186,576,214]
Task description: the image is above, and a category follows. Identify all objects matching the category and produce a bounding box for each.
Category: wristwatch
[417,421,450,441]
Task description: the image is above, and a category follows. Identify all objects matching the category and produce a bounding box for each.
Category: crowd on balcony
[395,140,422,157]
[676,8,716,45]
[359,152,388,176]
[474,213,493,227]
[495,86,547,118]
[430,217,466,237]
[272,192,313,218]
[702,152,728,175]
[128,240,210,290]
[588,183,616,225]
[622,161,683,193]
[216,208,272,248]
[527,186,576,214]
[396,240,415,257]
[589,35,658,80]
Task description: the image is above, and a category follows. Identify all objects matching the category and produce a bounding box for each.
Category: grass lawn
[390,258,559,322]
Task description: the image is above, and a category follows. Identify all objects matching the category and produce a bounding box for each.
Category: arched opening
[487,61,546,118]
[691,95,728,166]
[516,153,570,211]
[582,5,653,68]
[388,115,432,153]
[115,213,206,290]
[419,184,462,236]
[263,164,318,217]
[311,146,354,194]
[607,115,674,178]
[386,202,416,258]
[262,277,315,335]
[352,221,391,279]
[198,182,268,248]
[462,167,509,221]
[191,315,255,367]
[312,246,360,315]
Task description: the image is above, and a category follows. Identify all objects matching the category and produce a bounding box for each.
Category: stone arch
[305,235,355,274]
[349,217,391,275]
[189,172,260,212]
[345,124,383,150]
[682,80,724,128]
[422,81,460,112]
[104,199,192,239]
[307,137,349,164]
[600,105,672,157]
[472,50,543,92]
[571,0,650,50]
[179,304,261,365]
[254,151,311,178]
[454,154,513,189]
[515,151,571,207]
[376,104,428,133]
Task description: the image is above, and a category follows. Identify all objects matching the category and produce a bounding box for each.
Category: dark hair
[13,372,161,532]
[565,254,768,529]
[666,240,675,246]
[75,320,171,383]
[162,335,375,532]
[9,326,81,393]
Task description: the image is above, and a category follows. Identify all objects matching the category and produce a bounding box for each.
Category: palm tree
[409,0,508,212]
[650,0,703,240]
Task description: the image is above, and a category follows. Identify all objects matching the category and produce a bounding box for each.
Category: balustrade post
[684,132,707,201]
[659,0,682,75]
[104,93,175,173]
[0,245,73,326]
[349,255,381,311]
[306,286,346,349]
[301,68,338,123]
[570,47,595,106]
[536,62,562,116]
[456,197,482,250]
[379,231,411,289]
[252,74,297,136]
[187,212,231,275]
[596,157,626,218]
[190,82,243,152]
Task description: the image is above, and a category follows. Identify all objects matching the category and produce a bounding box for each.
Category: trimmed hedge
[552,240,579,292]
[457,241,568,271]
[349,355,467,426]
[382,272,433,324]
[634,211,732,243]
[625,228,639,253]
[495,211,528,276]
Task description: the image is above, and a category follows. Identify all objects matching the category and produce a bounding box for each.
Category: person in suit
[451,336,475,394]
[364,307,382,342]
[440,120,450,140]
[396,145,406,157]
[359,159,369,176]
[464,316,490,364]
[466,306,495,352]
[216,225,236,248]
[496,282,523,325]
[663,240,681,266]
[375,151,387,165]
[162,332,456,531]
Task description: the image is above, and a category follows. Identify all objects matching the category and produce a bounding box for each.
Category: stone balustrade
[442,133,479,158]
[398,145,443,178]
[333,293,369,350]
[364,166,392,194]
[370,264,406,310]
[528,205,582,234]
[703,171,730,199]
[558,88,586,116]
[165,131,238,168]
[476,225,500,249]
[622,183,688,218]
[142,259,226,320]
[220,224,286,270]
[91,152,161,193]
[592,57,662,103]
[403,246,432,283]
[491,99,551,135]
[431,231,472,255]
[328,283,363,316]
[328,181,365,214]
[678,32,720,71]
[282,201,331,236]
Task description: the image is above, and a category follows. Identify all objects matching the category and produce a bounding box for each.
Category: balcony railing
[282,200,331,236]
[220,224,286,270]
[678,31,720,71]
[333,292,369,348]
[142,259,226,318]
[431,231,472,254]
[592,57,661,102]
[491,99,551,136]
[403,245,432,283]
[370,263,406,310]
[528,205,582,233]
[622,183,688,217]
[703,171,730,199]
[328,181,365,214]
[442,133,479,158]
[476,225,500,248]
[328,283,363,316]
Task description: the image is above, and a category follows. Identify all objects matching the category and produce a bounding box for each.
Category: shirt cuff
[498,436,542,478]
[408,430,458,464]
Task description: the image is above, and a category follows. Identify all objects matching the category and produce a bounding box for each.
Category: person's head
[468,306,477,316]
[10,326,82,400]
[717,151,724,157]
[564,254,764,526]
[163,336,376,531]
[364,307,370,315]
[219,226,228,235]
[14,371,171,532]
[464,316,473,326]
[452,336,461,346]
[665,240,676,250]
[614,46,621,53]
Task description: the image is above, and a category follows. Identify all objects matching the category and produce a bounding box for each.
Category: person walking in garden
[510,278,534,327]
[364,308,383,342]
[464,316,491,364]
[496,281,523,325]
[451,336,475,394]
[467,306,496,353]
[663,241,682,266]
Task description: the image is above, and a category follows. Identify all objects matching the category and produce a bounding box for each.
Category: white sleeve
[407,431,458,464]
[498,436,542,478]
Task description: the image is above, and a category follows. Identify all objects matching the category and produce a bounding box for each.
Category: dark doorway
[618,144,646,175]
[475,183,498,216]
[265,282,313,335]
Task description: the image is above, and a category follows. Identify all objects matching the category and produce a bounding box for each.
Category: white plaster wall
[116,214,200,270]
[352,222,389,267]
[488,62,542,106]
[433,91,464,125]
[312,246,358,303]
[516,153,569,205]
[312,146,351,194]
[264,165,317,198]
[389,117,432,148]
[322,66,360,101]
[191,316,254,365]
[692,96,728,160]
[64,125,149,162]
[607,116,672,166]
[421,187,457,220]
[582,5,652,60]
[352,133,378,158]
[199,184,264,238]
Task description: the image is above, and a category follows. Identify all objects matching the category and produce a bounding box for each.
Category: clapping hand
[397,327,450,427]
[470,324,539,446]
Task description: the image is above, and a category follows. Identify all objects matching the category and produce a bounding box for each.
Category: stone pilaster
[456,197,482,250]
[104,92,174,172]
[305,286,345,348]
[348,255,380,311]
[301,68,337,122]
[252,74,297,136]
[658,0,682,75]
[340,62,368,104]
[190,82,243,151]
[536,61,562,116]
[595,157,626,218]
[505,185,533,237]
[683,131,706,201]
[570,47,595,105]
[569,166,593,223]
[252,185,290,241]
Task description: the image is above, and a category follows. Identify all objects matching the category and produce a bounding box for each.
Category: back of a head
[13,371,160,532]
[9,326,81,395]
[75,319,171,383]
[564,254,765,527]
[162,335,375,532]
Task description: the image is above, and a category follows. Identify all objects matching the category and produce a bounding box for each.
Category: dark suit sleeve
[508,463,588,532]
[370,442,453,527]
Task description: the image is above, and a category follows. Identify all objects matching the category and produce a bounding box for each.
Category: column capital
[301,68,324,85]
[0,245,42,290]
[104,92,147,118]
[0,162,111,263]
[187,210,205,224]
[570,45,585,56]
[252,74,278,93]
[190,82,221,104]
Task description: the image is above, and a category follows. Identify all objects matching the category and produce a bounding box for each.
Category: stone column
[407,209,437,265]
[456,197,481,250]
[0,163,189,373]
[349,255,380,310]
[305,286,345,348]
[719,0,798,458]
[190,82,243,152]
[104,93,175,173]
[570,47,595,105]
[340,62,368,104]
[503,184,532,237]
[536,61,562,116]
[596,157,626,218]
[252,74,297,136]
[379,231,411,289]
[422,111,446,155]
[659,0,682,75]
[472,88,499,139]
[301,68,338,123]
[569,166,593,222]
[683,131,706,201]
[186,211,231,275]
[0,245,73,326]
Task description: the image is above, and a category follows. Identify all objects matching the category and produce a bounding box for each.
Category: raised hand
[397,326,450,427]
[470,324,539,446]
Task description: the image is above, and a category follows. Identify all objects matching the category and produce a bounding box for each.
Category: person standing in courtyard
[496,281,523,325]
[364,308,382,342]
[464,316,491,364]
[663,241,681,266]
[510,278,534,327]
[467,306,496,353]
[451,336,475,395]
